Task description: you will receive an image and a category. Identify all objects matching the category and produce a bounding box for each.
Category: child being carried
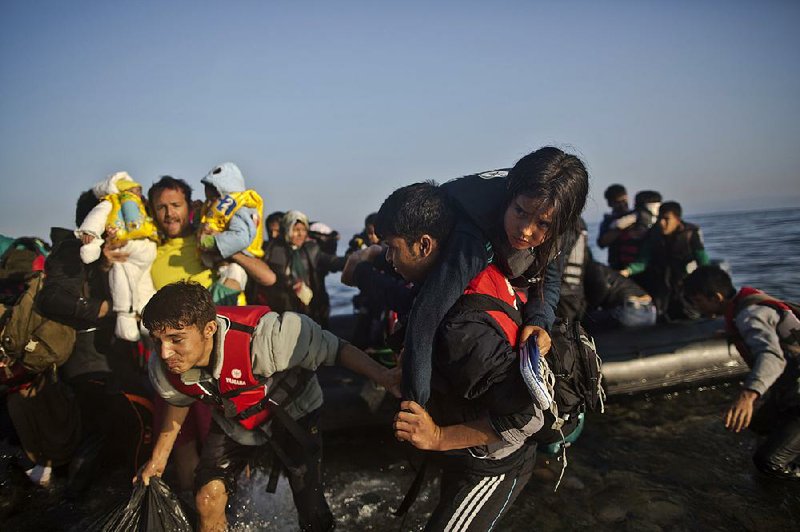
[198,162,265,297]
[75,171,158,341]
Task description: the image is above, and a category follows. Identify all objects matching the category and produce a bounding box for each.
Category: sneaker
[757,462,800,481]
[519,336,552,410]
[25,465,52,488]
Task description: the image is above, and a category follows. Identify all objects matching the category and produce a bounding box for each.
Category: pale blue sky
[1,1,798,241]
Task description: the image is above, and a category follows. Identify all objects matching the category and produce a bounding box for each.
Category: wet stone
[643,499,686,524]
[561,475,585,490]
[597,504,627,523]
[625,518,663,532]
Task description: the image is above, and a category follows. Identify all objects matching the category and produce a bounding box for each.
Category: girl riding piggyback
[75,171,158,341]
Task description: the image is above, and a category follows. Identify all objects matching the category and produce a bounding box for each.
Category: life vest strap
[227,320,257,334]
[450,293,523,325]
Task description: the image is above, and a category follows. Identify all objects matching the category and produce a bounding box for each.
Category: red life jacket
[463,264,527,348]
[610,225,644,269]
[725,287,800,364]
[165,305,276,430]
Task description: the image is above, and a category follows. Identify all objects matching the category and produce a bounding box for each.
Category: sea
[1,208,798,530]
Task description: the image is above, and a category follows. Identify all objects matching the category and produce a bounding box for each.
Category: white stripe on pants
[444,473,505,532]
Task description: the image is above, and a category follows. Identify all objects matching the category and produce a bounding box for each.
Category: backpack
[0,237,50,305]
[451,294,605,441]
[0,272,76,374]
[534,318,605,446]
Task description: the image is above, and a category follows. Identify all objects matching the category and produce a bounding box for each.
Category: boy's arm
[691,229,711,266]
[725,306,785,432]
[249,311,400,396]
[597,216,617,248]
[138,403,190,485]
[213,207,258,259]
[318,250,346,273]
[737,306,786,396]
[394,401,501,451]
[402,224,488,405]
[230,252,276,286]
[337,342,401,397]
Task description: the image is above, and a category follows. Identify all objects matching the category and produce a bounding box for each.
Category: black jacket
[251,239,345,327]
[429,297,542,475]
[37,228,117,380]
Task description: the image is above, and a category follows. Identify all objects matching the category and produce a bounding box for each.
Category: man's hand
[102,239,129,266]
[341,244,384,286]
[724,389,759,432]
[619,268,631,278]
[519,325,551,356]
[135,456,167,486]
[375,366,402,398]
[394,401,442,451]
[611,213,637,231]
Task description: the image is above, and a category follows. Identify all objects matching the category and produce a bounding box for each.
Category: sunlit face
[365,224,380,246]
[384,235,436,284]
[152,188,191,239]
[659,212,681,235]
[689,293,724,317]
[151,321,217,374]
[290,221,309,247]
[503,195,555,250]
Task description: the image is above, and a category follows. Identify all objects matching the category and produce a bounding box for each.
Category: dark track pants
[751,398,800,473]
[425,449,534,532]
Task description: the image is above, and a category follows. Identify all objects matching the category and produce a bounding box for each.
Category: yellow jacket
[105,191,158,243]
[200,190,265,258]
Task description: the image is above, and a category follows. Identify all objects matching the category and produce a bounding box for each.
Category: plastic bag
[88,477,194,531]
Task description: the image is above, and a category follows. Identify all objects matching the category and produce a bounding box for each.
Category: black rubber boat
[317,314,748,431]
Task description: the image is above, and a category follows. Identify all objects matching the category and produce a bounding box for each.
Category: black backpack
[534,318,604,445]
[452,294,605,444]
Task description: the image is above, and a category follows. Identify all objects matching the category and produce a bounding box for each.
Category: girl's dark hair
[507,146,589,283]
[142,281,217,334]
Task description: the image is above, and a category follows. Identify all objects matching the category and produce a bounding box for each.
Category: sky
[1,0,798,241]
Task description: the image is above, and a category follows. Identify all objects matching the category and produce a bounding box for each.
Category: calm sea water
[2,209,798,530]
[329,207,800,315]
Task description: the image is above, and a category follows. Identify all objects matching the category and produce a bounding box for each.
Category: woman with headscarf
[250,210,345,327]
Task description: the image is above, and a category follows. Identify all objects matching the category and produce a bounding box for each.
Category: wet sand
[1,384,798,531]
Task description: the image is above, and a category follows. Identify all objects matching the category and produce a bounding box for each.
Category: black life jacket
[649,222,702,286]
[251,239,329,324]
